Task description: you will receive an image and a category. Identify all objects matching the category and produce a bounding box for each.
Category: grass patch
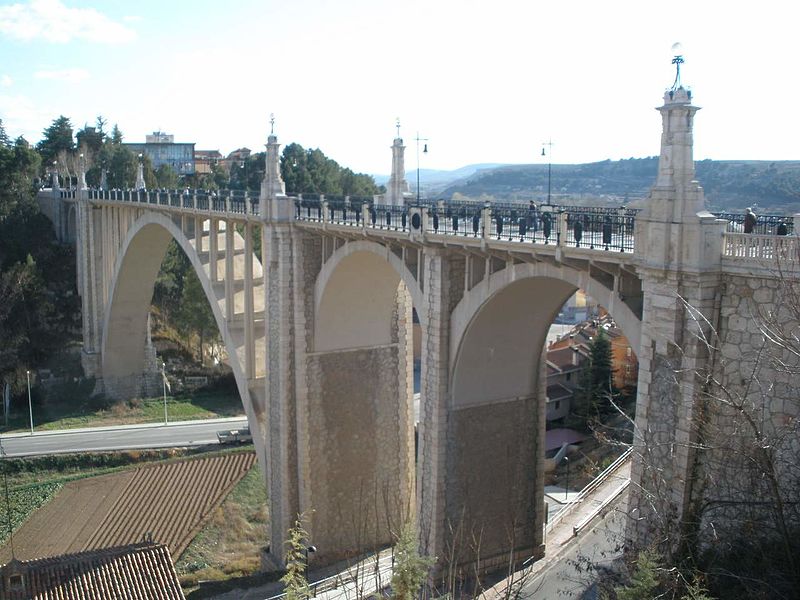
[2,389,244,434]
[176,464,268,588]
[0,481,63,545]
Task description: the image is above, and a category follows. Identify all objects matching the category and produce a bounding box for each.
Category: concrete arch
[314,240,424,326]
[450,261,641,375]
[438,261,643,565]
[313,240,423,353]
[100,212,263,454]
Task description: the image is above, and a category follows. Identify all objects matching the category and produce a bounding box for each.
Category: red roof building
[0,542,184,600]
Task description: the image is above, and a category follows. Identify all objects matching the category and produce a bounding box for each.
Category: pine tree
[36,116,74,166]
[0,119,9,147]
[614,549,661,600]
[590,329,614,413]
[390,522,433,600]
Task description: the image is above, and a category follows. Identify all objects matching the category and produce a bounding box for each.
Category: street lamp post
[26,370,33,435]
[415,133,428,203]
[564,455,569,501]
[162,360,168,425]
[541,140,554,205]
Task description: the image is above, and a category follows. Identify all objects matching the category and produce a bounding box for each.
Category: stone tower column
[385,136,410,206]
[262,127,286,216]
[629,84,726,550]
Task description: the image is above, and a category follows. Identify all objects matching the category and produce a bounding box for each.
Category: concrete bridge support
[262,224,416,566]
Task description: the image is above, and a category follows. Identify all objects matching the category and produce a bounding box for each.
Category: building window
[566,373,571,381]
[555,401,561,410]
[9,574,23,590]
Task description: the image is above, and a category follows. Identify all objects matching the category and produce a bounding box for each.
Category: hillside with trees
[440,157,800,212]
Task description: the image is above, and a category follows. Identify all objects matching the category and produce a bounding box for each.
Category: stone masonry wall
[690,272,800,559]
[306,345,408,563]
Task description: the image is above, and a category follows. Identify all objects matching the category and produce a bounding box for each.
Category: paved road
[521,492,628,599]
[0,416,249,457]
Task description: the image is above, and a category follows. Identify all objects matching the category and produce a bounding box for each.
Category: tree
[573,329,615,427]
[155,164,179,189]
[142,154,157,189]
[110,124,123,144]
[390,522,433,600]
[36,116,74,167]
[614,549,660,600]
[280,143,379,196]
[281,515,312,600]
[0,137,41,219]
[174,271,218,364]
[75,117,106,155]
[106,145,136,188]
[0,119,9,148]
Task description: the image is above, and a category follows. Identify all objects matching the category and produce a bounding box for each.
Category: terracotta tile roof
[0,542,185,600]
[547,346,588,371]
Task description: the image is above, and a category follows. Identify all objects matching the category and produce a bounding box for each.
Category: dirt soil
[0,452,256,563]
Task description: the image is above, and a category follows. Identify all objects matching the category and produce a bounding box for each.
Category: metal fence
[714,211,794,235]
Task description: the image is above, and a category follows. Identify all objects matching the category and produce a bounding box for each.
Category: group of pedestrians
[742,207,789,236]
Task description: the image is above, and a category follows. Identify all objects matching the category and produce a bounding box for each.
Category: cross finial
[270,113,275,135]
[670,42,684,90]
[395,117,401,138]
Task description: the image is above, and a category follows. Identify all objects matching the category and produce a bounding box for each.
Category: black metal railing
[562,208,636,252]
[714,211,794,235]
[368,204,409,231]
[429,203,484,237]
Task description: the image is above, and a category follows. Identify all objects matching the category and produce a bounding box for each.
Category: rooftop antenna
[395,117,401,138]
[269,113,275,135]
[671,42,684,90]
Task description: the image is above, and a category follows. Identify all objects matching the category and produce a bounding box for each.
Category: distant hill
[436,158,800,213]
[373,163,508,193]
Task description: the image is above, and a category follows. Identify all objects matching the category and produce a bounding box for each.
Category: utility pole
[415,133,428,203]
[541,140,554,205]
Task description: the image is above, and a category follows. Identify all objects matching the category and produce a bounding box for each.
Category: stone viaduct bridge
[39,85,800,573]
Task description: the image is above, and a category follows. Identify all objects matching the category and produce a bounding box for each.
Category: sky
[0,0,798,175]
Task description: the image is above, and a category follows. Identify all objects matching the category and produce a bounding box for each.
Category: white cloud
[0,0,136,43]
[0,75,12,87]
[0,93,52,141]
[34,67,89,82]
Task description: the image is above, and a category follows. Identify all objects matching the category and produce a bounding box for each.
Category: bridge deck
[48,189,799,269]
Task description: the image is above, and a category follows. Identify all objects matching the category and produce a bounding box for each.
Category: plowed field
[0,452,256,562]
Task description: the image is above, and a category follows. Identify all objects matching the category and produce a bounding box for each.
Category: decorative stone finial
[262,121,285,203]
[136,153,146,191]
[79,153,88,191]
[51,161,59,190]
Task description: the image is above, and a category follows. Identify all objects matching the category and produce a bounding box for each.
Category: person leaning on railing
[744,207,757,233]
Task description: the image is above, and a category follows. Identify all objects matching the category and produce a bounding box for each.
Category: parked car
[216,427,252,444]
